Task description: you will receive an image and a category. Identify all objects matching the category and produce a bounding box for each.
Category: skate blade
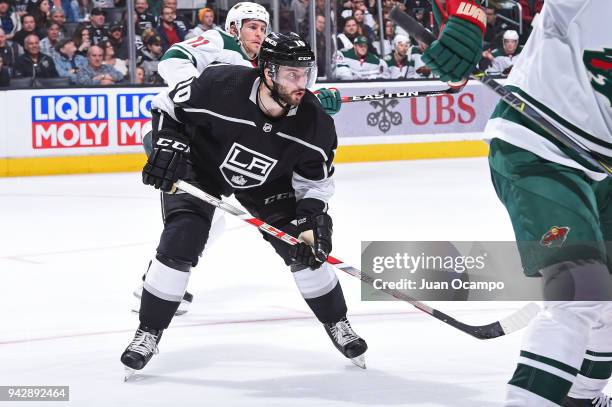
[350,355,366,369]
[124,367,136,382]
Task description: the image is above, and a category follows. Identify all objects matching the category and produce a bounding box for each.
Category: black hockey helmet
[258,32,318,109]
[258,32,316,69]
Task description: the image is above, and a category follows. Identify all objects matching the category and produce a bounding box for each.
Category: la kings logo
[220,143,277,188]
[583,48,612,107]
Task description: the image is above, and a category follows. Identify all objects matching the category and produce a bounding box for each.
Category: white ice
[1,158,609,406]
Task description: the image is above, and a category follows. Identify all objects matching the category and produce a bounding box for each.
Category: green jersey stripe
[520,351,580,376]
[509,363,574,405]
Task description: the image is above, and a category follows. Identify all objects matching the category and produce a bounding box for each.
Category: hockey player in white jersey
[422,0,611,405]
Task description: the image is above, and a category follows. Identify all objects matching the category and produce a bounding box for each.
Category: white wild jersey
[485,0,612,180]
[157,29,255,90]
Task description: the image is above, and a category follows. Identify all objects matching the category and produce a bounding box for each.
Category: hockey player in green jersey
[423,0,612,405]
[335,35,389,80]
[156,2,341,116]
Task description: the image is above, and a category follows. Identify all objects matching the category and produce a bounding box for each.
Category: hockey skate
[132,284,193,316]
[563,393,611,407]
[121,324,163,381]
[324,317,368,369]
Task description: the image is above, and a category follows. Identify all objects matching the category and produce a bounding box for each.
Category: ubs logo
[220,143,277,188]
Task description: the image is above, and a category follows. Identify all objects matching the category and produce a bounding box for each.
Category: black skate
[132,284,193,316]
[121,324,163,381]
[563,393,611,407]
[324,317,368,369]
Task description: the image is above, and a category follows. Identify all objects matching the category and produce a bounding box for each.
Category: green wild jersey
[485,0,612,180]
[335,48,390,80]
[157,29,255,89]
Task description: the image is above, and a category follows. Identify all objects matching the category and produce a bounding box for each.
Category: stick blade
[498,302,540,335]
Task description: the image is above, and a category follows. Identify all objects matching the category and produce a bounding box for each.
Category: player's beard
[275,82,305,107]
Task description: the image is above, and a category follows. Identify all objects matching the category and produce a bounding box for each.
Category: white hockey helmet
[225,2,270,35]
[393,34,410,47]
[503,30,519,41]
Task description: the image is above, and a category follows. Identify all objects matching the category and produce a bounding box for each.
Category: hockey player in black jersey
[121,32,368,376]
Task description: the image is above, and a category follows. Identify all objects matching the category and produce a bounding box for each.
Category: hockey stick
[388,6,612,176]
[175,180,540,340]
[340,87,457,103]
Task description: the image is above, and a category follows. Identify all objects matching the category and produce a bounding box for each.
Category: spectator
[100,39,126,77]
[290,0,308,33]
[14,33,58,78]
[156,6,185,52]
[40,22,60,57]
[186,7,218,39]
[412,7,433,33]
[0,28,18,74]
[481,29,522,75]
[139,34,161,83]
[49,8,67,39]
[31,0,49,29]
[88,7,109,45]
[0,0,21,40]
[72,24,91,56]
[162,0,191,32]
[134,65,145,84]
[108,23,127,59]
[53,37,87,83]
[384,34,414,79]
[13,14,40,47]
[352,8,375,51]
[483,5,509,50]
[335,35,389,80]
[336,16,358,52]
[75,44,122,84]
[340,0,376,29]
[0,54,9,86]
[315,14,326,76]
[134,0,156,35]
[57,0,79,23]
[373,18,395,58]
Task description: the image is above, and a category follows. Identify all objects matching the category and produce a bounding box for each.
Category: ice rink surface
[2,157,610,406]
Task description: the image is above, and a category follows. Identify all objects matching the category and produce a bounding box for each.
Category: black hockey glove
[291,213,333,269]
[142,129,190,192]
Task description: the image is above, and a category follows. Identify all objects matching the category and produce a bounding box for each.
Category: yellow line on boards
[0,141,489,177]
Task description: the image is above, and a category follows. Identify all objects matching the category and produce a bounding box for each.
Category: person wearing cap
[185,7,218,39]
[88,7,109,45]
[108,22,127,59]
[480,29,522,75]
[139,34,163,83]
[0,0,21,40]
[134,0,156,35]
[335,35,389,80]
[52,37,87,83]
[383,34,416,79]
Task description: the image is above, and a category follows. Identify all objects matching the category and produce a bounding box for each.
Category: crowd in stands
[0,0,543,88]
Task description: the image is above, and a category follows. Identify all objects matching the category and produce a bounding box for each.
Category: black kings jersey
[156,65,337,217]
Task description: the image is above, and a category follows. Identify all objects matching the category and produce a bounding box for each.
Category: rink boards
[0,80,502,176]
